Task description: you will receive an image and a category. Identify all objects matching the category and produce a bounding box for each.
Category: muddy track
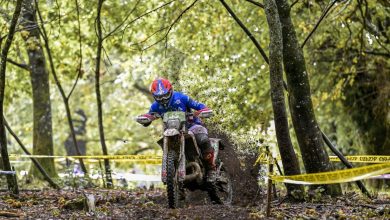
[1,189,388,219]
[1,129,387,219]
[208,128,262,206]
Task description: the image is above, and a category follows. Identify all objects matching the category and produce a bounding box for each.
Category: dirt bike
[136,110,233,208]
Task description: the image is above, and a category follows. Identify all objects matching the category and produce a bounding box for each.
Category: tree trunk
[275,0,341,196]
[264,0,304,199]
[21,0,57,178]
[35,0,87,174]
[95,0,113,187]
[0,0,23,194]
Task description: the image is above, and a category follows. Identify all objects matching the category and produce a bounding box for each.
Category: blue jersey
[149,91,206,126]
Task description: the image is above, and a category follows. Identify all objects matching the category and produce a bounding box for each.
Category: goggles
[154,90,172,102]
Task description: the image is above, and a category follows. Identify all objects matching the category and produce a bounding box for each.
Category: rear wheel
[167,150,179,208]
[207,164,233,205]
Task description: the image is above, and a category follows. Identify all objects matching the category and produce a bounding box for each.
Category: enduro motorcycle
[136,110,233,208]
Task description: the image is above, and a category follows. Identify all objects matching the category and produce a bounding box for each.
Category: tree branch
[6,58,28,70]
[364,50,390,58]
[120,0,177,36]
[290,0,299,8]
[301,0,338,48]
[164,0,198,49]
[67,0,83,99]
[129,25,169,47]
[374,36,390,54]
[244,0,264,8]
[220,0,269,64]
[142,0,199,51]
[133,147,155,155]
[3,117,59,189]
[103,0,141,40]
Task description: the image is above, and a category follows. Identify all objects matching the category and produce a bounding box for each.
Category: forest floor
[0,188,389,219]
[1,133,389,219]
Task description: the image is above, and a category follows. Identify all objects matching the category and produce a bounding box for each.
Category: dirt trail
[0,189,388,219]
[1,130,388,219]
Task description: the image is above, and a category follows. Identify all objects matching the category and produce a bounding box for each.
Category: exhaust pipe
[184,162,203,184]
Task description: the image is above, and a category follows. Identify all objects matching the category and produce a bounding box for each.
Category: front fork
[161,135,186,184]
[178,135,186,181]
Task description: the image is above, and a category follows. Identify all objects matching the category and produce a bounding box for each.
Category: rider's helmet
[150,78,173,108]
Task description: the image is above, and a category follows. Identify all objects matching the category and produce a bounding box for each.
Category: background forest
[0,0,389,192]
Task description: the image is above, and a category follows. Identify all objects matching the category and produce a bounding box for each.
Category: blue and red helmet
[150,78,173,107]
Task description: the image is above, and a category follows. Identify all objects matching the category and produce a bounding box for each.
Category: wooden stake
[11,167,19,195]
[266,158,274,217]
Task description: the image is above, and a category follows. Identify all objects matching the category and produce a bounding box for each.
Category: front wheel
[167,150,180,208]
[207,164,233,205]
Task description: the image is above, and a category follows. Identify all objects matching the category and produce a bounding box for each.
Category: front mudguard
[164,128,180,136]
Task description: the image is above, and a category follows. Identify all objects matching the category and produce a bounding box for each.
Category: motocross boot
[203,149,217,182]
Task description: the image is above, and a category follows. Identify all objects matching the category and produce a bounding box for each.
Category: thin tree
[95,0,113,187]
[275,0,341,196]
[264,0,304,200]
[0,0,23,194]
[34,0,87,173]
[21,0,57,178]
[220,0,304,199]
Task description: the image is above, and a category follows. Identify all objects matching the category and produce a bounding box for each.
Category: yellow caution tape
[66,157,162,164]
[11,158,162,165]
[269,163,390,185]
[8,154,162,160]
[255,153,390,165]
[7,154,162,165]
[329,155,390,163]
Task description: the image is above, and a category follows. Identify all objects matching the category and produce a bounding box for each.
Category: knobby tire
[167,150,178,208]
[207,164,233,205]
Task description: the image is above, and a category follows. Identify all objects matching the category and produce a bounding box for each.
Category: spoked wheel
[166,150,180,209]
[207,164,233,205]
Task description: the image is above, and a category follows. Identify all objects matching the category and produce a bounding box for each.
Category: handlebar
[150,110,213,118]
[149,112,162,118]
[136,110,213,125]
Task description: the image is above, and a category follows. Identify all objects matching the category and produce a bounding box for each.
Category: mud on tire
[207,164,233,205]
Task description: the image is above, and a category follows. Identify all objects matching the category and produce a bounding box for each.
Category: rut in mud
[208,128,262,206]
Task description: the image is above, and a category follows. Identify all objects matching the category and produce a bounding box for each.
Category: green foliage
[0,0,388,180]
[293,0,389,154]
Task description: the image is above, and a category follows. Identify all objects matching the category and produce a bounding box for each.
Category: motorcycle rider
[138,77,216,182]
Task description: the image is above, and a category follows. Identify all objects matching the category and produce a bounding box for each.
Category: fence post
[11,166,19,194]
[266,157,274,217]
